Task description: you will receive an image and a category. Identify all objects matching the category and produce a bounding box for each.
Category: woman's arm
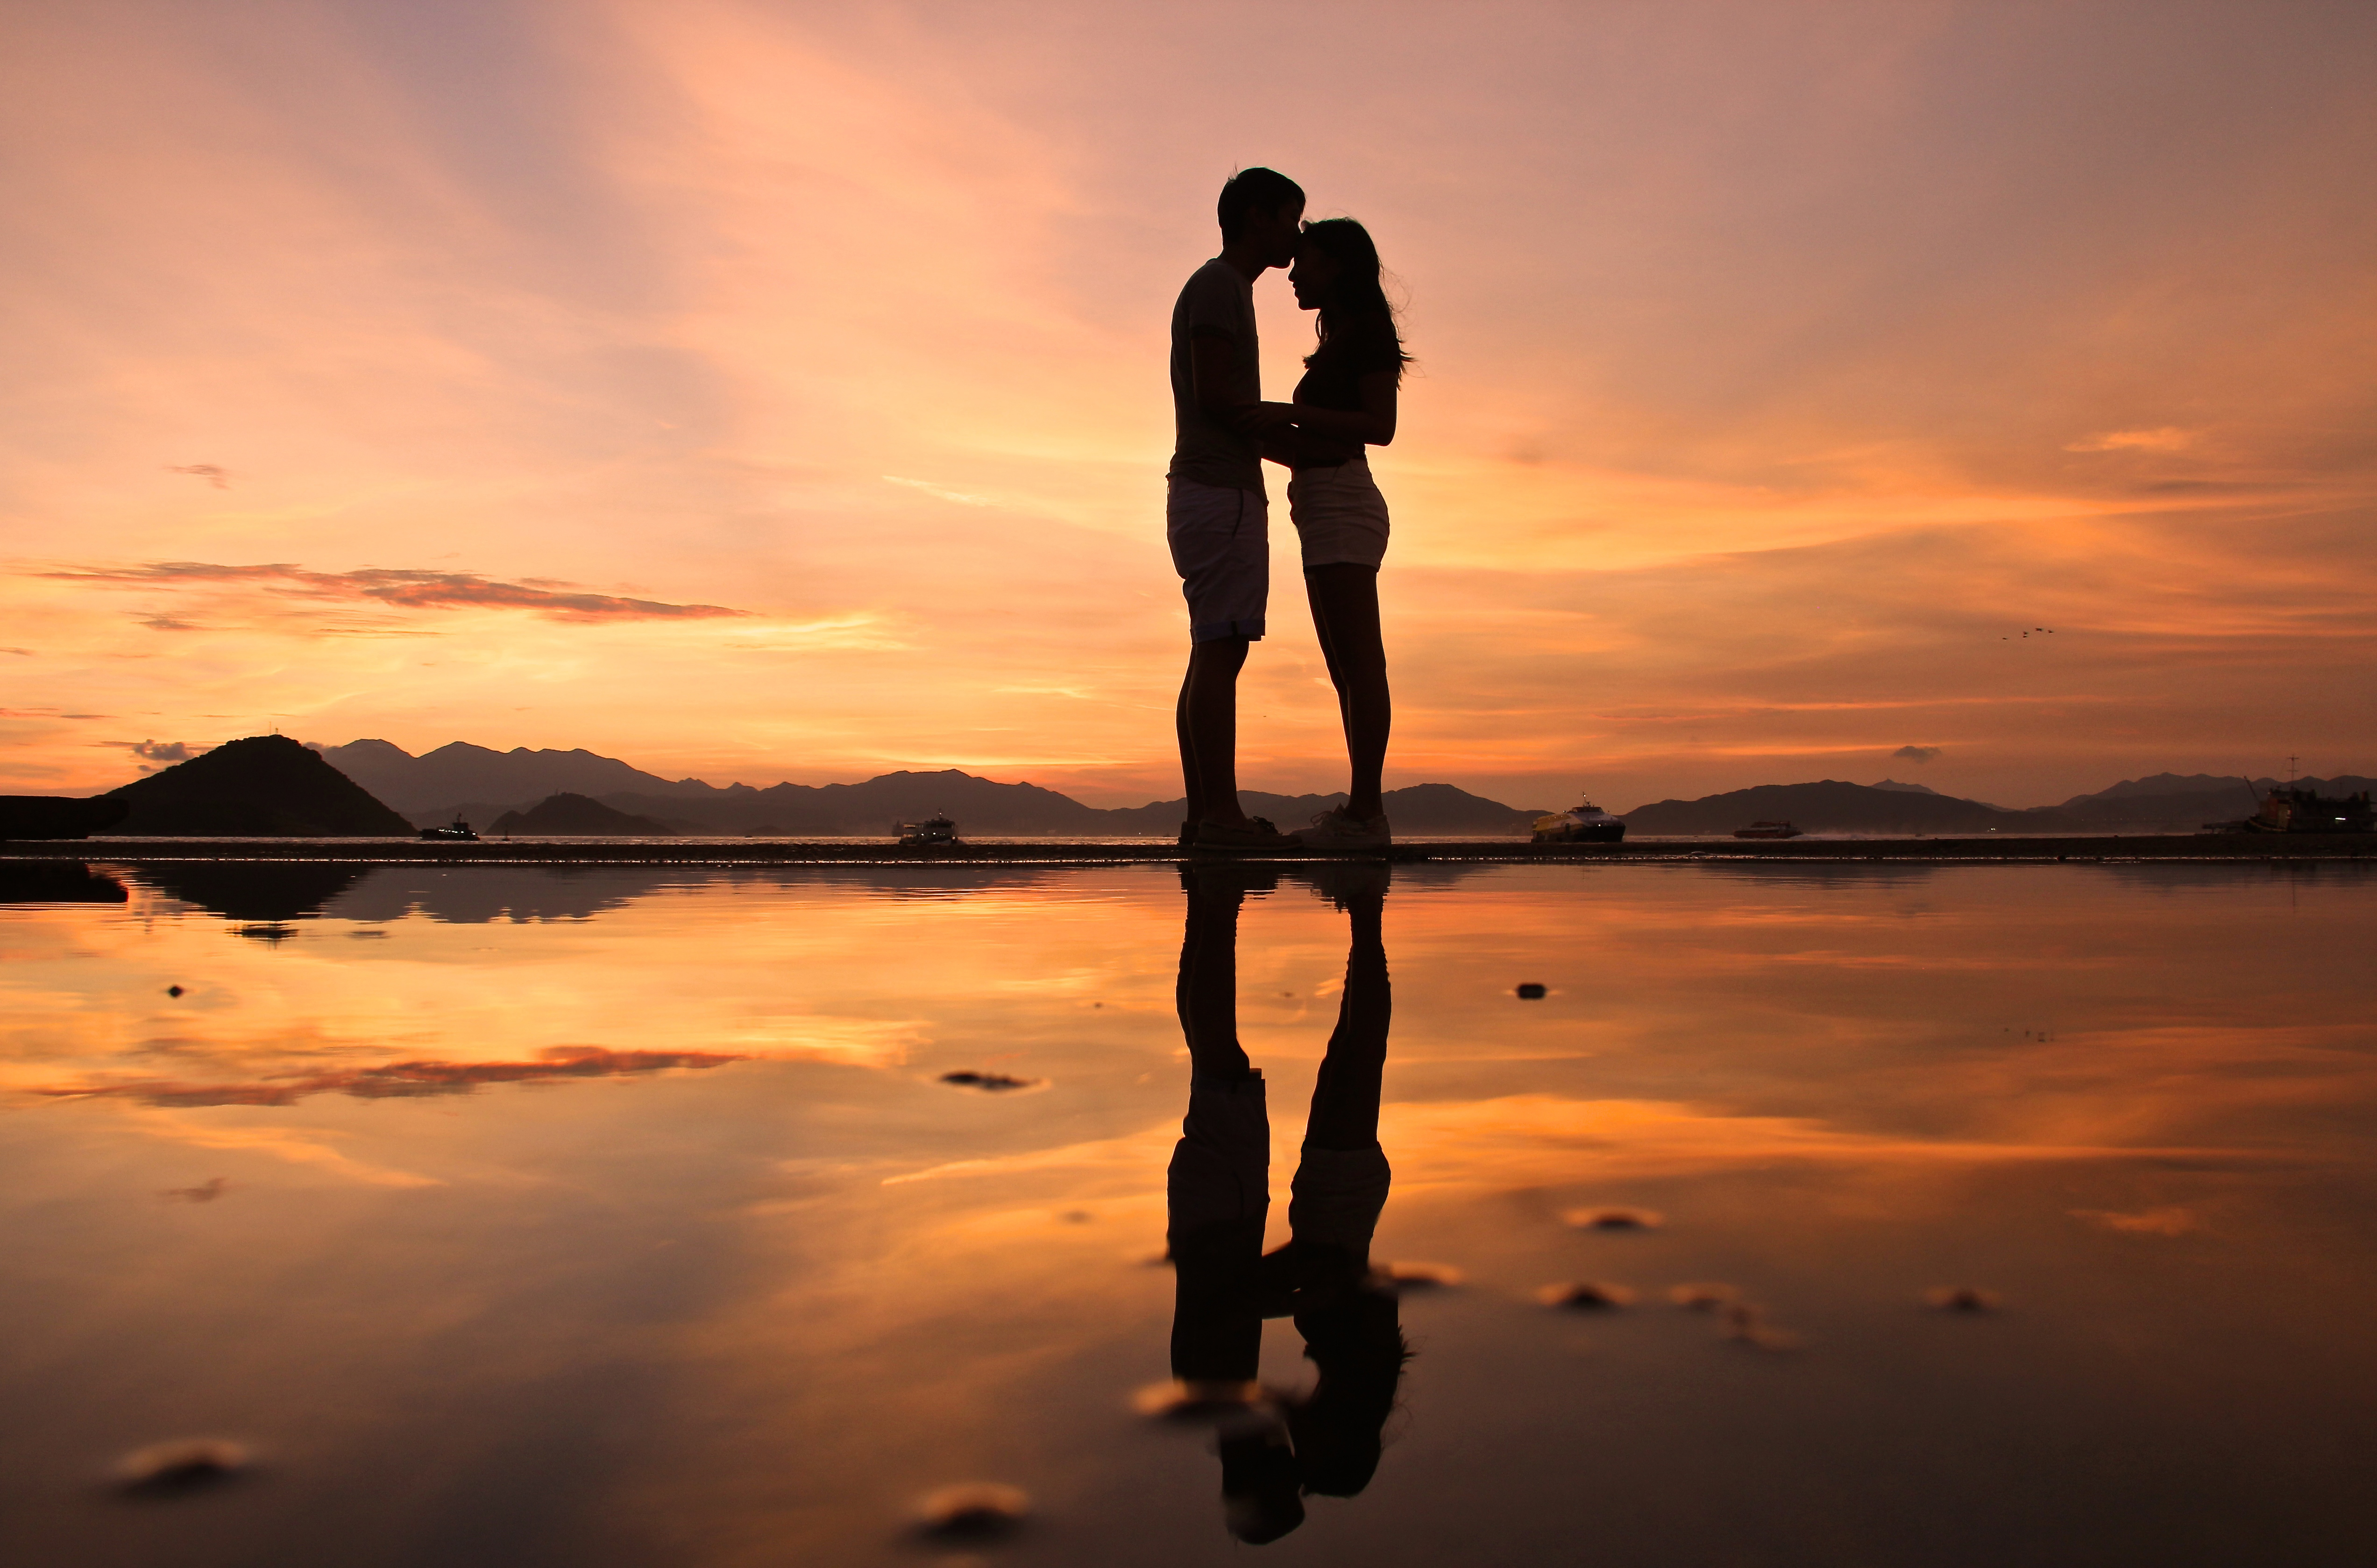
[1277,370,1398,447]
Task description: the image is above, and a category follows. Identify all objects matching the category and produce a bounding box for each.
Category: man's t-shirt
[1167,257,1264,497]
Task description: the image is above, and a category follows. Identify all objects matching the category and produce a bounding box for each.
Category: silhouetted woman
[1261,218,1412,851]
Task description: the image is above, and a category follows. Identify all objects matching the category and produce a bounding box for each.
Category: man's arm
[1191,330,1294,436]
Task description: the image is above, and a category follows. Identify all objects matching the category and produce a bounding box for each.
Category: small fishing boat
[1533,798,1625,844]
[419,816,478,842]
[1733,820,1802,840]
[897,814,959,847]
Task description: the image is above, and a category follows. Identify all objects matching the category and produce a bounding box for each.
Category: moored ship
[2211,787,2376,835]
[419,816,478,842]
[1533,798,1626,844]
[1733,820,1803,840]
[897,814,960,847]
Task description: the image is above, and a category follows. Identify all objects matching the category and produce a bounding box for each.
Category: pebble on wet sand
[1668,1281,1740,1310]
[1515,983,1547,999]
[1563,1206,1665,1230]
[1924,1285,2003,1313]
[915,1482,1030,1541]
[114,1438,250,1497]
[1375,1261,1465,1291]
[1536,1280,1636,1310]
[1722,1301,1806,1352]
[937,1070,1039,1092]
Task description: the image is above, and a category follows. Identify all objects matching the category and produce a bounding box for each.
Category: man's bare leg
[1180,638,1253,828]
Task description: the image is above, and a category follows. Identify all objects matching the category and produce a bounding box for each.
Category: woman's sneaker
[1294,807,1391,850]
[1192,816,1292,852]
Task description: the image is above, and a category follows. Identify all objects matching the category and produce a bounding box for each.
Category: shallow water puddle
[2,860,2372,1566]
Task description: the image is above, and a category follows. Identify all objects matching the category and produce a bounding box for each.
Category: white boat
[1533,799,1625,844]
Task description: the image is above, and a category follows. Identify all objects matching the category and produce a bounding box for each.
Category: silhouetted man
[1168,168,1305,851]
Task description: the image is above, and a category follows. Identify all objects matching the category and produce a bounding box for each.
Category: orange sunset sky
[4,0,2372,810]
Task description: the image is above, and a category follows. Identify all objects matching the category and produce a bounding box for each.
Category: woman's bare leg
[1303,564,1390,820]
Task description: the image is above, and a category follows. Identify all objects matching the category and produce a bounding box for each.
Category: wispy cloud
[882,476,994,507]
[124,1114,441,1188]
[2066,428,2197,454]
[50,563,750,624]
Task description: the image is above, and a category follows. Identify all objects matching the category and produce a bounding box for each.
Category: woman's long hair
[1301,217,1411,383]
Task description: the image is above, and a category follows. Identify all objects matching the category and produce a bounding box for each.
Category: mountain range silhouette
[311,741,1550,836]
[16,737,2366,841]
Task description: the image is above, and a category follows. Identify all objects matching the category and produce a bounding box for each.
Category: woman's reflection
[1165,862,1407,1545]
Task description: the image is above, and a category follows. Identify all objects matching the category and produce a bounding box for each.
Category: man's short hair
[1218,168,1305,241]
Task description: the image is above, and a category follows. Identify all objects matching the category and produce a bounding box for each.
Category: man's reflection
[1166,862,1405,1544]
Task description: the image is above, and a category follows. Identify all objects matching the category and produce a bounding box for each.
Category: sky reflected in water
[3,860,2372,1566]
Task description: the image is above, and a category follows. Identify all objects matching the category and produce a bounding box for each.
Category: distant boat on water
[1533,798,1625,844]
[419,816,478,842]
[897,814,959,847]
[1733,820,1803,839]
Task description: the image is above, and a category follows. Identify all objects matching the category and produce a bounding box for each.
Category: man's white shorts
[1286,454,1391,571]
[1167,478,1268,643]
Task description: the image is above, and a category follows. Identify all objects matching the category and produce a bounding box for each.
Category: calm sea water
[3,860,2372,1566]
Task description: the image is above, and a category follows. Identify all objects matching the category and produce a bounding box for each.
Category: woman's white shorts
[1286,454,1390,571]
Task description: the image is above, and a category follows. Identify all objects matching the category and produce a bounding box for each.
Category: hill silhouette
[601,769,1107,836]
[1623,781,2015,835]
[106,735,412,837]
[489,794,674,835]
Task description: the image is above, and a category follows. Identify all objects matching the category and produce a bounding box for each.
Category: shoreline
[3,833,2370,866]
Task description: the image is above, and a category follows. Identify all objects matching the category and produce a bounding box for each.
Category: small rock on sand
[915,1482,1030,1540]
[1924,1285,2003,1313]
[1562,1206,1664,1231]
[1667,1281,1739,1310]
[1536,1280,1636,1310]
[937,1070,1039,1092]
[114,1438,250,1497]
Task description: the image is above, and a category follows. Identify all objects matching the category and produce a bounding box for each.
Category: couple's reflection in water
[1165,862,1408,1544]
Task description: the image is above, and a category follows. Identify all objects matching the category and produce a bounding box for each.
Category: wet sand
[4,859,2372,1567]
